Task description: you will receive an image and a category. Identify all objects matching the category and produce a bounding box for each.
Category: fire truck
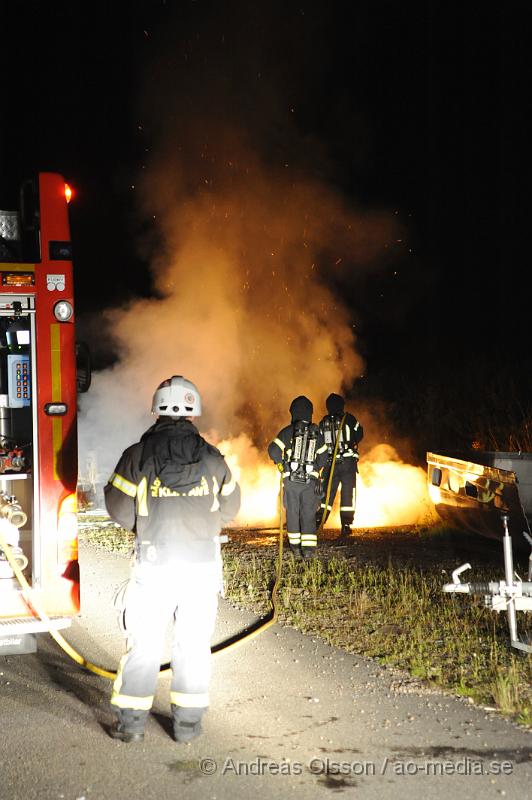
[0,172,89,655]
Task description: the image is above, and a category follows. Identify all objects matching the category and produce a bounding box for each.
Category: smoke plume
[78,135,396,485]
[77,6,436,526]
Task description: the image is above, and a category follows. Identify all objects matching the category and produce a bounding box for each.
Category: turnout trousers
[318,457,357,527]
[111,561,219,714]
[284,478,320,552]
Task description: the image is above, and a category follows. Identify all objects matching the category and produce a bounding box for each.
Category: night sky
[1,1,529,456]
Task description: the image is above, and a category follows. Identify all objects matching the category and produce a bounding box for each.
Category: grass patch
[222,541,531,727]
[78,518,135,554]
[78,518,531,727]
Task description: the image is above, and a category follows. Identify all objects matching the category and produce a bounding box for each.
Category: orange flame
[215,437,437,529]
[216,435,280,527]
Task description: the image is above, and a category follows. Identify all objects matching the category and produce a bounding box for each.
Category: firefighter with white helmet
[268,396,328,558]
[317,393,364,536]
[104,375,240,743]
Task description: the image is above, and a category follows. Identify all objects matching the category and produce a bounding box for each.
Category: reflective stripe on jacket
[105,418,241,565]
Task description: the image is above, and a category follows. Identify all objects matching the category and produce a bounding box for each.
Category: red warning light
[64,183,73,203]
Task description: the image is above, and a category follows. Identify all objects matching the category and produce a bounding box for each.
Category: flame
[216,434,280,527]
[214,437,438,529]
[353,444,438,527]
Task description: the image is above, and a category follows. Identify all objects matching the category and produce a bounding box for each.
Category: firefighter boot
[172,705,205,743]
[110,709,148,743]
[301,532,317,559]
[287,533,302,559]
[340,524,352,538]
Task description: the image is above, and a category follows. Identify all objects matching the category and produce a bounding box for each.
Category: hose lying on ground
[0,486,285,679]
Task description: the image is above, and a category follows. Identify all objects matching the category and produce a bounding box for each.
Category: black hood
[139,418,208,491]
[290,395,313,422]
[326,393,345,415]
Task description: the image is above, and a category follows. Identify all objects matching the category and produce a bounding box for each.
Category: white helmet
[151,375,202,417]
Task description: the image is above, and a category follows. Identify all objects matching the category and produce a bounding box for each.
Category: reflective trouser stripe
[287,532,301,544]
[170,691,209,708]
[320,504,332,510]
[285,481,317,540]
[111,653,155,710]
[301,534,317,547]
[339,481,356,525]
[110,692,154,710]
[316,444,327,455]
[112,653,127,696]
[112,564,218,716]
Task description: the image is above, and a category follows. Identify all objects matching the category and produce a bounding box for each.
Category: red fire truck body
[0,173,80,653]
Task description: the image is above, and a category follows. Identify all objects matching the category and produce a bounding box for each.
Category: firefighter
[268,396,328,558]
[104,376,240,743]
[317,393,364,536]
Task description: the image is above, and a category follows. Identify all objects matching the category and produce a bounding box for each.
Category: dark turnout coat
[267,396,329,543]
[267,396,328,479]
[319,393,364,466]
[104,418,241,565]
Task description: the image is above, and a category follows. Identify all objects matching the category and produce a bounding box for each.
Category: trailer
[426,450,532,546]
[427,451,532,653]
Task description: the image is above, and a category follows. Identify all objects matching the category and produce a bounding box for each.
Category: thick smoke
[78,5,408,521]
[79,141,396,489]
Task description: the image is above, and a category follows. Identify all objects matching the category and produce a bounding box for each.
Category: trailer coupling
[443,515,532,653]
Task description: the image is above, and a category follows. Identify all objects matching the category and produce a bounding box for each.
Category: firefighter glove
[276,462,284,474]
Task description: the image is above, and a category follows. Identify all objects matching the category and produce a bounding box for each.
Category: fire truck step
[0,616,72,635]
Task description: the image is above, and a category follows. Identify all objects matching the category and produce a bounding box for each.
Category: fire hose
[0,483,285,680]
[0,492,28,529]
[317,413,347,533]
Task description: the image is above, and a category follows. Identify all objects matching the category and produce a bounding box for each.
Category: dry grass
[78,517,531,728]
[221,538,532,727]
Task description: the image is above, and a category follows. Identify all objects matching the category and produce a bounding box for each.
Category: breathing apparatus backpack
[287,421,319,483]
[322,414,347,459]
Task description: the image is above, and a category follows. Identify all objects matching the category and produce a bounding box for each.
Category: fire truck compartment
[1,174,81,645]
[1,302,36,594]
